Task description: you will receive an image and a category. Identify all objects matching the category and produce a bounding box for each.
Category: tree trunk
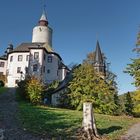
[82,102,99,139]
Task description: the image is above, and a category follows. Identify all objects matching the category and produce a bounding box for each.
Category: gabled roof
[10,42,54,53]
[94,40,104,64]
[58,62,69,70]
[12,43,45,52]
[7,42,62,60]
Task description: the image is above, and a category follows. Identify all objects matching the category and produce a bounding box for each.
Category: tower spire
[95,40,103,64]
[93,40,106,76]
[39,0,48,26]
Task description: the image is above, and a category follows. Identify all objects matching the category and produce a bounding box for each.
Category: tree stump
[82,102,100,139]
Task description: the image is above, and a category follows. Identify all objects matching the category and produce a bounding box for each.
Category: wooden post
[83,102,99,138]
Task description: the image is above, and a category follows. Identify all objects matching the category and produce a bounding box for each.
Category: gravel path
[121,123,140,140]
[0,88,46,140]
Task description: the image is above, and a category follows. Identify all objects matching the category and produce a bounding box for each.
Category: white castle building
[0,10,68,87]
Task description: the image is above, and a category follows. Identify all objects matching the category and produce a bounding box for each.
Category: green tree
[133,90,140,116]
[113,93,122,115]
[84,51,118,93]
[125,92,134,116]
[125,58,140,88]
[83,51,120,114]
[68,63,116,114]
[125,30,140,88]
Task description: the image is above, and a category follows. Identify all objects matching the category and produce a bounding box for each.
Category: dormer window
[48,56,52,63]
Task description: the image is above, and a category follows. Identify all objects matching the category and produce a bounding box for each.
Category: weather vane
[42,0,46,11]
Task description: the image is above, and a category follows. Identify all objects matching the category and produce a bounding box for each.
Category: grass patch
[18,101,140,139]
[0,87,7,94]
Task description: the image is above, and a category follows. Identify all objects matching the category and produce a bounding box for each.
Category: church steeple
[95,40,103,64]
[94,40,106,76]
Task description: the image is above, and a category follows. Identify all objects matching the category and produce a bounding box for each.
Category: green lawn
[18,102,140,140]
[0,87,7,94]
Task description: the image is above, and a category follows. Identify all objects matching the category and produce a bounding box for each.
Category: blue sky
[0,0,139,94]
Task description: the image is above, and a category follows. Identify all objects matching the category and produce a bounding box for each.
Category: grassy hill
[18,102,140,140]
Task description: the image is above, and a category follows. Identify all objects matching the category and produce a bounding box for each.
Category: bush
[0,80,4,87]
[26,76,44,105]
[17,79,29,101]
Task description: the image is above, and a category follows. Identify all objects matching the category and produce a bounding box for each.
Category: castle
[0,8,106,88]
[0,10,68,87]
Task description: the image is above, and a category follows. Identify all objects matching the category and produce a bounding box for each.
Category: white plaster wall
[29,49,43,79]
[0,60,7,75]
[43,53,59,83]
[58,68,67,81]
[32,26,52,46]
[7,52,29,87]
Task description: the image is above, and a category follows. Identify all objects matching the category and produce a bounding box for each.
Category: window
[33,64,38,72]
[15,80,19,84]
[0,62,5,67]
[17,67,21,73]
[10,56,13,62]
[44,54,46,60]
[43,66,45,73]
[47,69,50,74]
[18,55,22,61]
[26,55,29,61]
[48,56,52,63]
[47,69,51,73]
[25,67,28,74]
[34,52,39,60]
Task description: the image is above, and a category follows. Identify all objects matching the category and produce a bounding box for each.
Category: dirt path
[0,88,46,140]
[121,123,140,140]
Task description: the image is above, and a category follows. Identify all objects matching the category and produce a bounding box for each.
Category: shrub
[17,79,29,101]
[26,76,44,105]
[0,80,4,87]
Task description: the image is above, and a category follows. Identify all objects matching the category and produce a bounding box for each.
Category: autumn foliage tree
[25,76,44,105]
[17,76,44,105]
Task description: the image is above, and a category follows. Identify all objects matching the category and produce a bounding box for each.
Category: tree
[133,90,140,117]
[84,51,118,93]
[68,63,116,114]
[125,57,140,88]
[113,93,122,115]
[83,51,120,114]
[25,76,44,105]
[125,30,140,88]
[124,92,134,116]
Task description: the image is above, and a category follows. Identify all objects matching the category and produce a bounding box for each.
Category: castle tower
[32,9,53,46]
[94,41,106,76]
